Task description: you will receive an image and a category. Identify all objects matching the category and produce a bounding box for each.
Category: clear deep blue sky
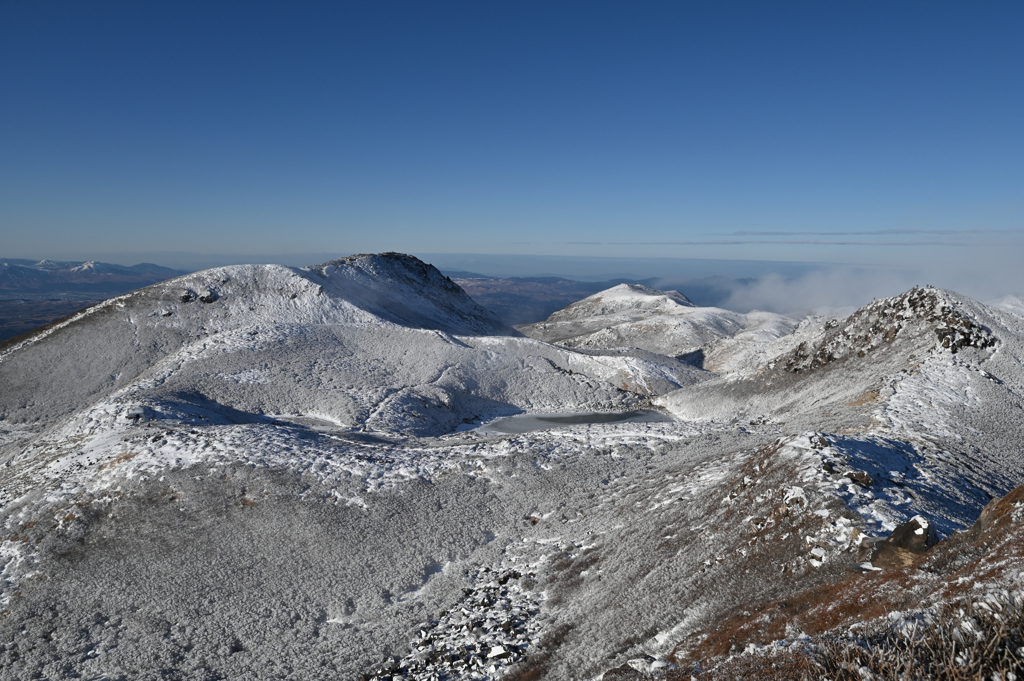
[2,1,1022,294]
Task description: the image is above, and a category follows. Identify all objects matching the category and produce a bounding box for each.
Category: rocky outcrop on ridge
[784,286,996,374]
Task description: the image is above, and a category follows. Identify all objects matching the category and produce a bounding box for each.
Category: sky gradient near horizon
[2,1,1023,296]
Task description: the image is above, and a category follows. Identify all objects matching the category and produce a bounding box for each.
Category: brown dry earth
[668,483,1024,671]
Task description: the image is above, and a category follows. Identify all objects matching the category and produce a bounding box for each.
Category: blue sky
[2,1,1022,296]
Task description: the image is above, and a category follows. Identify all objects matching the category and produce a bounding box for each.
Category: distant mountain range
[0,258,188,297]
[445,271,751,326]
[0,259,191,343]
[0,259,751,344]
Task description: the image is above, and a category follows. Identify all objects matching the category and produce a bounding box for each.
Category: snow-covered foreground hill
[1,254,1024,680]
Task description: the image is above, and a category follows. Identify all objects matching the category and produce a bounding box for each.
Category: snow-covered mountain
[2,254,1024,680]
[0,254,702,441]
[517,282,798,372]
[987,292,1024,319]
[448,275,663,326]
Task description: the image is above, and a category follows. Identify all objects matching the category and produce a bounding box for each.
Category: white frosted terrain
[2,254,1024,680]
[987,293,1024,319]
[517,283,798,372]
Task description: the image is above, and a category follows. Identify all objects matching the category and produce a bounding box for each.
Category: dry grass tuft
[662,594,1024,681]
[814,595,1024,680]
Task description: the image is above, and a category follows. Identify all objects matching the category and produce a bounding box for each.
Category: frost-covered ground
[1,254,1024,680]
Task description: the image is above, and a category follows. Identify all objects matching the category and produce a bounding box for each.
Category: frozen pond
[477,409,673,435]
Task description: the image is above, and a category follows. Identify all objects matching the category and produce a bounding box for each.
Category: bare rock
[848,470,873,486]
[602,664,648,680]
[869,515,938,569]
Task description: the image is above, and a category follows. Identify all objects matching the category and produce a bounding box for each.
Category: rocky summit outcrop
[656,286,1010,431]
[783,286,996,374]
[308,252,517,337]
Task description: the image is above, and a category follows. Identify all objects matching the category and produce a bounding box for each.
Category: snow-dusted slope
[517,282,797,362]
[3,266,1024,681]
[0,255,704,439]
[986,293,1024,319]
[654,288,1024,540]
[309,252,516,336]
[0,257,467,425]
[700,308,810,374]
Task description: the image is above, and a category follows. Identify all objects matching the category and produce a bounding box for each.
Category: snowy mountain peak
[784,286,996,374]
[68,260,100,272]
[517,282,797,363]
[305,252,515,336]
[0,254,528,429]
[546,282,695,322]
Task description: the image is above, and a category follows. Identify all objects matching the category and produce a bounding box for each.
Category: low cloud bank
[721,267,922,315]
[660,259,1024,317]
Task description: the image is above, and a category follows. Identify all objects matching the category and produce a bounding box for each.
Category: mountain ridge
[0,258,187,294]
[1,254,1023,680]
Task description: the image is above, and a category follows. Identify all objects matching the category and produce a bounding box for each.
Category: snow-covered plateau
[2,253,1024,679]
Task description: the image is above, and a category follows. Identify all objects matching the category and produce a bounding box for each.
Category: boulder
[848,470,873,486]
[968,484,1024,538]
[602,665,647,680]
[870,515,938,569]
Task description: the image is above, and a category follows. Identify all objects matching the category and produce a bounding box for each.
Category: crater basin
[477,409,672,435]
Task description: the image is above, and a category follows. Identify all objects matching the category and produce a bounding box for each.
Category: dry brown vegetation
[846,390,881,407]
[815,596,1024,680]
[660,594,1023,681]
[661,483,1024,680]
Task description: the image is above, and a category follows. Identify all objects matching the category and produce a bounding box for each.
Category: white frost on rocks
[364,567,543,681]
[771,433,996,539]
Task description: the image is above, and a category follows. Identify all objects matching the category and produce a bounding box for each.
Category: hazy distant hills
[0,259,190,343]
[446,272,748,326]
[0,258,187,297]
